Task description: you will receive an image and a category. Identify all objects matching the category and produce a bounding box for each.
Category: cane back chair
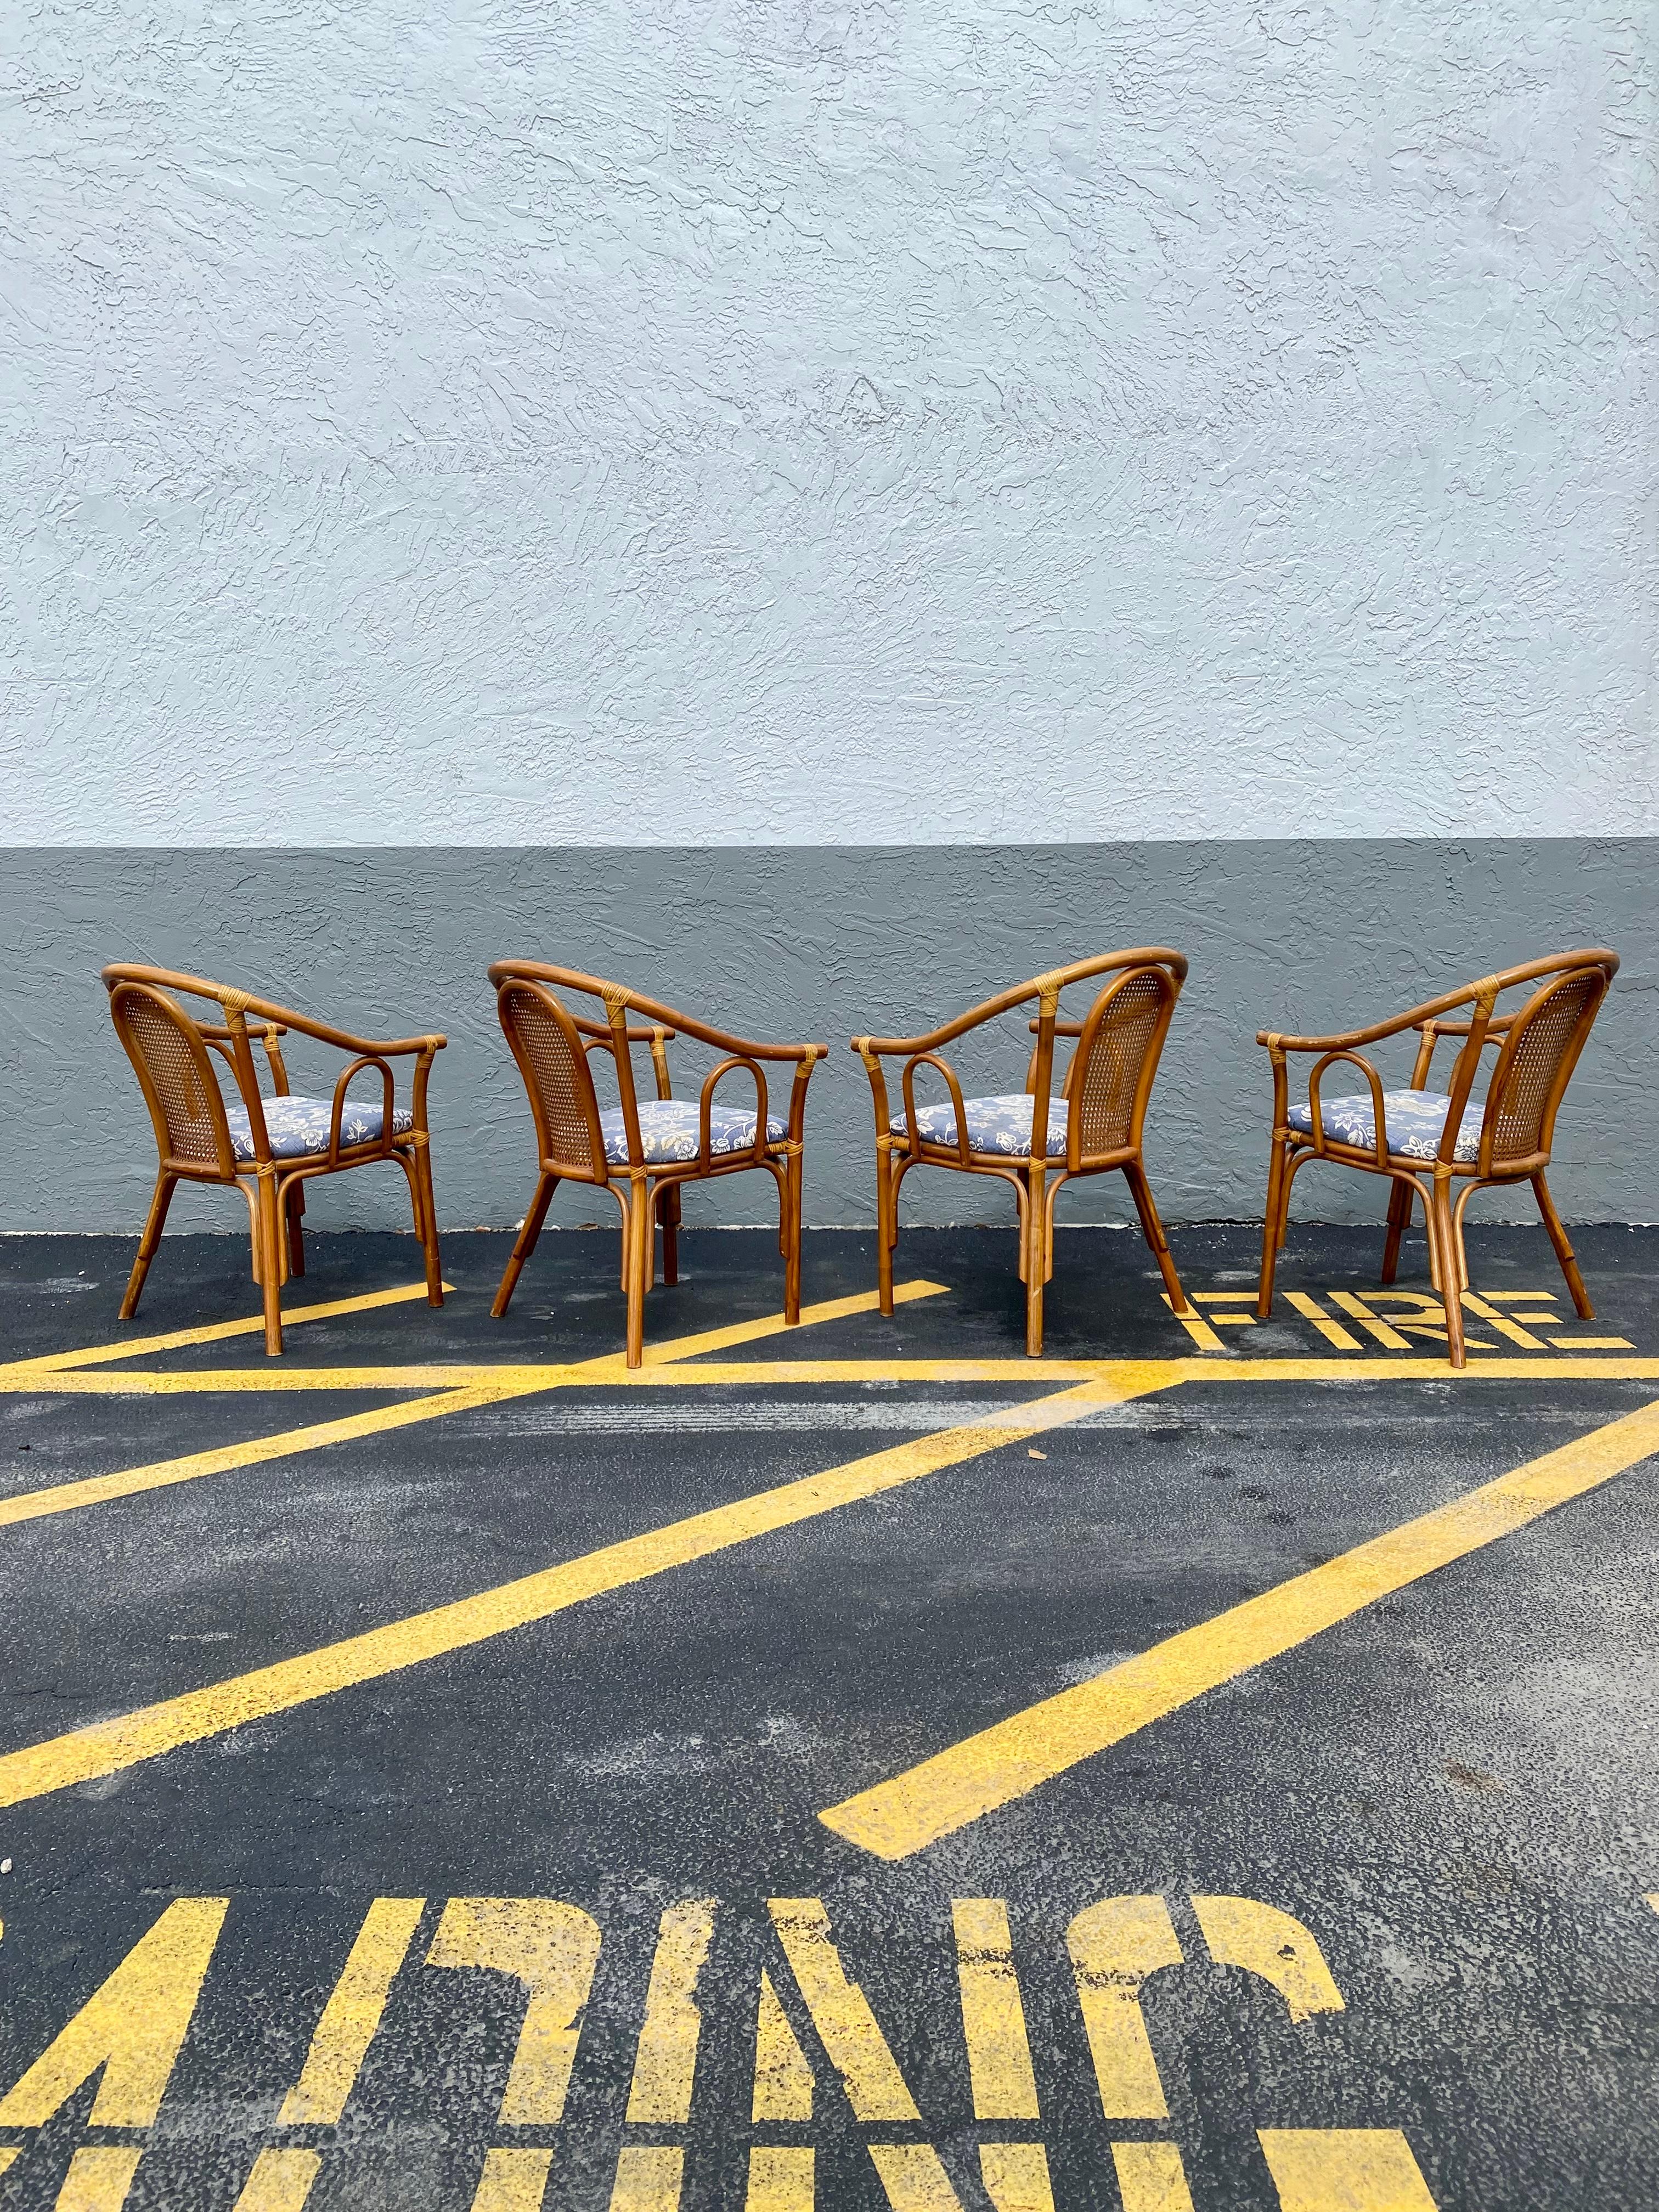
[488,961,827,1368]
[852,951,1193,1356]
[103,964,446,1356]
[1256,949,1619,1367]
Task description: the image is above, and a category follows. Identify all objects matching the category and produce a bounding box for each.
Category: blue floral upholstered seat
[225,1094,415,1161]
[1285,1089,1483,1163]
[892,1092,1069,1160]
[598,1100,787,1166]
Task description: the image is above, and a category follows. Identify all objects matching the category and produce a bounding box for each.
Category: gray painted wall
[3,5,1654,845]
[4,843,1652,1235]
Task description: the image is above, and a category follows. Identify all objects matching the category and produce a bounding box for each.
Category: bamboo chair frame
[487,960,827,1368]
[102,963,446,1356]
[1256,948,1619,1367]
[853,950,1193,1356]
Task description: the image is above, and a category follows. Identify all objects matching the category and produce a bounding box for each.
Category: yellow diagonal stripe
[0,1283,951,1530]
[3,1280,456,1378]
[0,1375,1157,1810]
[0,1387,530,1530]
[818,1396,1659,1860]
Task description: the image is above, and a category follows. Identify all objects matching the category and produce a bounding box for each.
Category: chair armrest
[1305,1049,1390,1167]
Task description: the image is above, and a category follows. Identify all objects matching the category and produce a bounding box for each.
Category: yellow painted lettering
[625,1899,717,2124]
[427,1899,602,2126]
[278,1898,425,2124]
[766,1900,918,2122]
[1065,1897,1181,2120]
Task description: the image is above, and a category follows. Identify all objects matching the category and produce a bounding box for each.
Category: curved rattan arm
[1256,949,1620,1054]
[856,948,1189,1057]
[100,965,447,1062]
[486,961,823,1066]
[901,1051,973,1165]
[699,1056,771,1169]
[1306,1049,1390,1167]
[328,1056,397,1165]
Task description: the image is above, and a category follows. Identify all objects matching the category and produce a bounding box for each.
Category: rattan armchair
[1256,949,1619,1367]
[488,961,826,1367]
[853,951,1193,1356]
[103,964,445,1356]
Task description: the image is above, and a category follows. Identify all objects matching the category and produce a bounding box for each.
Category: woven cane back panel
[502,985,599,1169]
[1074,970,1167,1154]
[1486,971,1601,1164]
[122,996,227,1164]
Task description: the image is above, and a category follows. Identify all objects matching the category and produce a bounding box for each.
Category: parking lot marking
[1257,2128,1440,2210]
[0,1384,529,1531]
[232,2149,322,2212]
[1109,2142,1194,2212]
[818,1396,1659,1858]
[978,2143,1056,2212]
[426,1899,603,2125]
[471,2148,555,2212]
[55,2147,144,2211]
[1283,1291,1362,1350]
[626,1900,718,2125]
[609,2144,683,2210]
[0,1285,952,1530]
[768,1898,921,2122]
[0,1897,228,2129]
[277,1897,426,2126]
[953,1898,1040,2120]
[0,1378,1152,1809]
[2,1281,454,1378]
[753,1970,815,2120]
[744,2147,814,2211]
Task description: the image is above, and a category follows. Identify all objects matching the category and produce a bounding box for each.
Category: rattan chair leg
[876,1153,896,1317]
[120,1171,177,1319]
[785,1151,803,1324]
[285,1181,307,1279]
[256,1172,284,1357]
[1126,1159,1190,1316]
[624,1178,651,1369]
[1425,1181,1465,1369]
[1380,1178,1412,1285]
[1256,1139,1286,1316]
[1533,1171,1594,1318]
[492,1173,558,1318]
[1023,1166,1045,1356]
[413,1144,444,1306]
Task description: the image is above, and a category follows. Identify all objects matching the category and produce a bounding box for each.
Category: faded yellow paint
[0,1378,1155,1808]
[232,2148,323,2212]
[277,1897,425,2125]
[1284,1292,1362,1352]
[743,2147,814,2212]
[1459,1292,1548,1350]
[752,1968,815,2122]
[53,2148,145,2211]
[0,2150,16,2179]
[426,1899,603,2126]
[1327,1293,1414,1351]
[1110,2142,1196,2212]
[952,1898,1040,2120]
[608,2147,684,2211]
[767,1899,919,2123]
[1190,1897,1344,2022]
[820,1397,1659,1858]
[0,1897,227,2128]
[0,1386,533,1530]
[625,1899,718,2124]
[1064,1897,1182,2120]
[866,2143,964,2210]
[1161,1295,1226,1352]
[470,2148,555,2212]
[2,1280,454,1378]
[978,2143,1056,2212]
[1257,2129,1441,2209]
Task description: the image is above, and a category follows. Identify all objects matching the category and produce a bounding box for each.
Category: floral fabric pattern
[893,1092,1068,1160]
[1286,1088,1483,1163]
[225,1094,414,1161]
[600,1101,787,1166]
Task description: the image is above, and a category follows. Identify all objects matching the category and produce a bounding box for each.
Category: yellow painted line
[0,1285,951,1530]
[2,1281,456,1378]
[1284,1291,1362,1352]
[0,1375,1159,1809]
[8,1352,1659,1396]
[818,1396,1659,1859]
[0,1386,537,1531]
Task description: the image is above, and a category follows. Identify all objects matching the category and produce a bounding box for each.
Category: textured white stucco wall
[3,2,1654,845]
